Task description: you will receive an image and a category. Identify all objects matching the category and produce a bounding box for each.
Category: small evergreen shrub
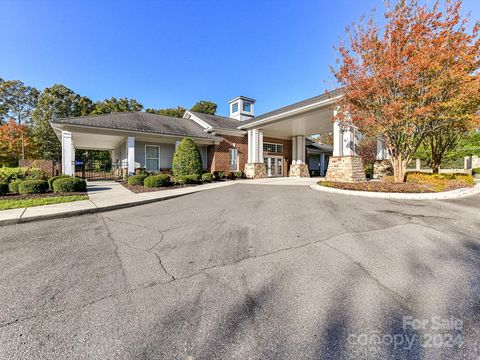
[127,174,148,186]
[0,182,8,195]
[201,173,213,182]
[8,179,24,193]
[25,168,49,180]
[174,174,200,185]
[233,171,244,179]
[18,180,48,195]
[215,171,226,180]
[172,138,203,176]
[473,168,480,176]
[0,167,26,183]
[48,175,71,190]
[144,174,170,187]
[52,177,87,193]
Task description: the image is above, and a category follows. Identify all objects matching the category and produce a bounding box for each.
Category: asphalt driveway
[1,184,479,359]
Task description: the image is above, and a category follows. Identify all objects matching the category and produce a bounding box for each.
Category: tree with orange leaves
[0,119,34,166]
[332,0,479,182]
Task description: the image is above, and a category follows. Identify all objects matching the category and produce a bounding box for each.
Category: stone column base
[373,160,393,179]
[245,163,267,179]
[289,163,310,177]
[325,156,366,182]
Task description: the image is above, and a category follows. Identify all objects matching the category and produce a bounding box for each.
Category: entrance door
[264,156,283,177]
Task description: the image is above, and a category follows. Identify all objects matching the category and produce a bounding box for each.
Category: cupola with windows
[228,96,255,121]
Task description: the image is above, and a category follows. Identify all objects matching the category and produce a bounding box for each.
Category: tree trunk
[391,155,407,182]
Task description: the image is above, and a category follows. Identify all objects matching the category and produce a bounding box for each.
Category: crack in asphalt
[0,222,432,331]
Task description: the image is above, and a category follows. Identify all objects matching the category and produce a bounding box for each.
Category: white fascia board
[49,122,218,143]
[238,94,343,130]
[210,128,247,136]
[184,111,213,131]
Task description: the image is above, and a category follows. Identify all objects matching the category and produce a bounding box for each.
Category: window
[231,102,239,113]
[229,148,238,170]
[145,145,160,171]
[263,142,283,153]
[243,102,251,112]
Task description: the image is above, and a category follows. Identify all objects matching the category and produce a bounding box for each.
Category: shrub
[201,173,213,182]
[8,179,24,193]
[364,163,374,179]
[172,138,203,176]
[473,168,480,176]
[52,177,87,193]
[0,182,8,195]
[214,171,226,180]
[144,174,170,188]
[48,175,71,190]
[233,171,244,179]
[174,174,200,185]
[225,171,235,180]
[0,167,26,183]
[18,180,49,195]
[25,168,49,180]
[404,171,474,190]
[127,174,148,186]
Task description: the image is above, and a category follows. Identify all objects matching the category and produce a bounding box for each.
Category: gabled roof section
[238,89,343,129]
[186,111,245,132]
[51,112,218,139]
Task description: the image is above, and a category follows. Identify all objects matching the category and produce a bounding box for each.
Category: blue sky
[1,0,479,116]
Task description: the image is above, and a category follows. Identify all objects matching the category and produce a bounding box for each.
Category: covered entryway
[239,89,363,180]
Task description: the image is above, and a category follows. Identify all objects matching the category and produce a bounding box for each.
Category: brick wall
[209,134,248,172]
[18,159,61,176]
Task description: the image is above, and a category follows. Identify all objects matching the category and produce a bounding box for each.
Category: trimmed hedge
[214,171,226,180]
[0,167,26,182]
[127,174,148,186]
[172,138,203,176]
[0,182,8,195]
[174,174,200,185]
[201,173,213,182]
[48,175,71,190]
[144,174,171,188]
[473,168,480,176]
[233,171,244,179]
[18,180,49,195]
[8,179,24,193]
[52,177,87,193]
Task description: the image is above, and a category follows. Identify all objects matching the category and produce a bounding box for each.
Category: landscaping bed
[319,172,475,193]
[120,181,199,193]
[0,166,89,210]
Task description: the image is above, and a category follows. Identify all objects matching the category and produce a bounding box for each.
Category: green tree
[190,100,217,115]
[91,97,143,115]
[31,84,93,160]
[172,137,203,176]
[145,106,186,118]
[0,79,39,159]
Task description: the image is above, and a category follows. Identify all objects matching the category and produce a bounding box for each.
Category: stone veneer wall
[373,160,393,179]
[289,163,310,177]
[245,163,267,179]
[325,156,366,182]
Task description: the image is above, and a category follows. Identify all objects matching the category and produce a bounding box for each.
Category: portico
[238,90,365,180]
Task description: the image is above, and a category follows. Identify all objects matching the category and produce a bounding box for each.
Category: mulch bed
[118,181,198,193]
[319,180,470,193]
[0,192,87,201]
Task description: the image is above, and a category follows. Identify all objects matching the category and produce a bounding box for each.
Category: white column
[251,129,259,163]
[376,138,388,160]
[61,130,74,176]
[333,120,342,156]
[296,135,305,163]
[291,136,297,164]
[247,130,252,163]
[127,136,135,175]
[258,130,264,163]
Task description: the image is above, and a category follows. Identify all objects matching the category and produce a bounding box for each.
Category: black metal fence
[75,160,128,180]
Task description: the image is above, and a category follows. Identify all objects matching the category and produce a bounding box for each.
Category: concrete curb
[310,181,480,200]
[0,182,237,226]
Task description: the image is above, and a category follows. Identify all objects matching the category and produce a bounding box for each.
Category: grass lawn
[0,195,88,210]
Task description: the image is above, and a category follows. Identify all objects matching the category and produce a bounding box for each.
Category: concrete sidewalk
[0,180,237,225]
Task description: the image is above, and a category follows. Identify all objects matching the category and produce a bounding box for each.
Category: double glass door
[264,156,283,177]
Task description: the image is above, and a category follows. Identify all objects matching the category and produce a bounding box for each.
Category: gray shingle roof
[51,112,219,139]
[238,89,343,128]
[189,111,244,131]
